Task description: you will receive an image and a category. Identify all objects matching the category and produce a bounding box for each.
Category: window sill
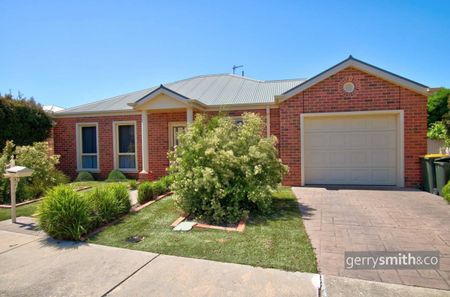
[118,169,139,173]
[76,169,100,173]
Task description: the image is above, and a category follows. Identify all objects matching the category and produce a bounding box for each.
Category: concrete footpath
[0,225,449,297]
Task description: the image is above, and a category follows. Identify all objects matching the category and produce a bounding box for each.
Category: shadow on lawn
[249,197,316,226]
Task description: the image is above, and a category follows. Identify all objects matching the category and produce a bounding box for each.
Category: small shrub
[442,181,450,203]
[108,183,131,214]
[152,180,166,197]
[128,179,138,190]
[87,187,121,227]
[106,170,127,182]
[160,175,173,192]
[75,171,95,182]
[38,185,90,240]
[138,182,154,204]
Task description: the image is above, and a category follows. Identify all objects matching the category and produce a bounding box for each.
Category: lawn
[0,201,41,221]
[89,187,317,272]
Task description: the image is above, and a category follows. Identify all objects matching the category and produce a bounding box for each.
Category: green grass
[89,187,317,272]
[0,201,41,221]
[69,181,130,192]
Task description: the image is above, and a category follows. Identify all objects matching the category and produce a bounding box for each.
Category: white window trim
[113,121,138,172]
[76,122,100,172]
[168,121,187,148]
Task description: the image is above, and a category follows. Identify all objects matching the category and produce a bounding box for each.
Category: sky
[1,0,449,108]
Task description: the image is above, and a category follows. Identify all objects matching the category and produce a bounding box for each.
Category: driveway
[293,187,450,290]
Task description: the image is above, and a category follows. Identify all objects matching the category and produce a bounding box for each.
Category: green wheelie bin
[420,154,447,193]
[434,157,450,196]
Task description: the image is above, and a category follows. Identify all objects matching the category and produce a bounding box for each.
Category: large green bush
[75,171,95,182]
[169,113,288,224]
[106,169,127,182]
[0,93,53,151]
[38,185,90,240]
[0,141,69,203]
[428,88,450,127]
[441,181,450,203]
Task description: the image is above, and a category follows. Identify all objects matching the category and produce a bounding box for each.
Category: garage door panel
[371,168,396,184]
[368,116,396,130]
[371,150,396,167]
[370,132,396,148]
[305,133,330,148]
[304,114,398,186]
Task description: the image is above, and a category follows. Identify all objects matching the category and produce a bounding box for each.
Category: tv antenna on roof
[232,65,244,76]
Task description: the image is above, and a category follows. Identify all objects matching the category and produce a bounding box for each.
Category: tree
[0,93,53,151]
[169,113,288,224]
[427,88,450,127]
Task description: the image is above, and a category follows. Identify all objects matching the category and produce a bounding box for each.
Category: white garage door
[304,114,398,185]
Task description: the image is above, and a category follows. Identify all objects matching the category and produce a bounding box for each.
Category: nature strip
[171,215,246,232]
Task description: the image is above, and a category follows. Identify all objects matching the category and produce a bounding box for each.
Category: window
[234,117,244,126]
[76,123,99,171]
[114,122,137,171]
[169,122,186,148]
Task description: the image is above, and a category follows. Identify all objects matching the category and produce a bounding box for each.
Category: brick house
[53,56,429,187]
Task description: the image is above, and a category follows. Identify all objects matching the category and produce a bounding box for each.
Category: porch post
[186,107,193,124]
[140,111,149,173]
[266,106,271,137]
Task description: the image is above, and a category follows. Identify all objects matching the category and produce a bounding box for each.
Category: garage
[302,112,403,186]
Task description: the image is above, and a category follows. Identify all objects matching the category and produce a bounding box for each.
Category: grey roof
[58,74,305,115]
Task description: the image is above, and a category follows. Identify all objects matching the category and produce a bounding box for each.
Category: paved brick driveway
[293,187,450,291]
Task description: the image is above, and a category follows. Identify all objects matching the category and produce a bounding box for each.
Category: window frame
[76,122,100,172]
[168,121,187,149]
[113,121,138,172]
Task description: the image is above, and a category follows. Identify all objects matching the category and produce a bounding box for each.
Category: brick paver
[293,187,450,290]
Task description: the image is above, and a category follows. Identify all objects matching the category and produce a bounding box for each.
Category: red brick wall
[279,67,427,187]
[147,111,186,180]
[54,67,426,187]
[54,115,142,180]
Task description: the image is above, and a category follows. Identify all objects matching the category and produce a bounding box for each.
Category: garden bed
[88,187,317,272]
[131,191,173,213]
[171,214,246,232]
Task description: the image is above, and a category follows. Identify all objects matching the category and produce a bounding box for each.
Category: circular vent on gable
[343,82,355,93]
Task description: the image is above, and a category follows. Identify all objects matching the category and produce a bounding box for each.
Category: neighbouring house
[53,56,429,187]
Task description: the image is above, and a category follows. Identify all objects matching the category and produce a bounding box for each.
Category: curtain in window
[82,126,97,153]
[81,126,97,169]
[118,125,136,169]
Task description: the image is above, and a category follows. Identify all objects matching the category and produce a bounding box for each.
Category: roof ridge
[263,78,307,83]
[58,87,154,113]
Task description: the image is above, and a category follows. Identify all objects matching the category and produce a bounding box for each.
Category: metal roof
[57,74,305,115]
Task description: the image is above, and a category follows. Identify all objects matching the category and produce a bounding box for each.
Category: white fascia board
[278,58,430,102]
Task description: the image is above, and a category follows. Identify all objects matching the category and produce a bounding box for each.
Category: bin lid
[423,154,449,159]
[434,157,450,163]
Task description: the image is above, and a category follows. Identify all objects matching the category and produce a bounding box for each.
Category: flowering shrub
[0,141,69,203]
[169,113,288,224]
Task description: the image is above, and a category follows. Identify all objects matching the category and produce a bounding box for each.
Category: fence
[427,138,449,154]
